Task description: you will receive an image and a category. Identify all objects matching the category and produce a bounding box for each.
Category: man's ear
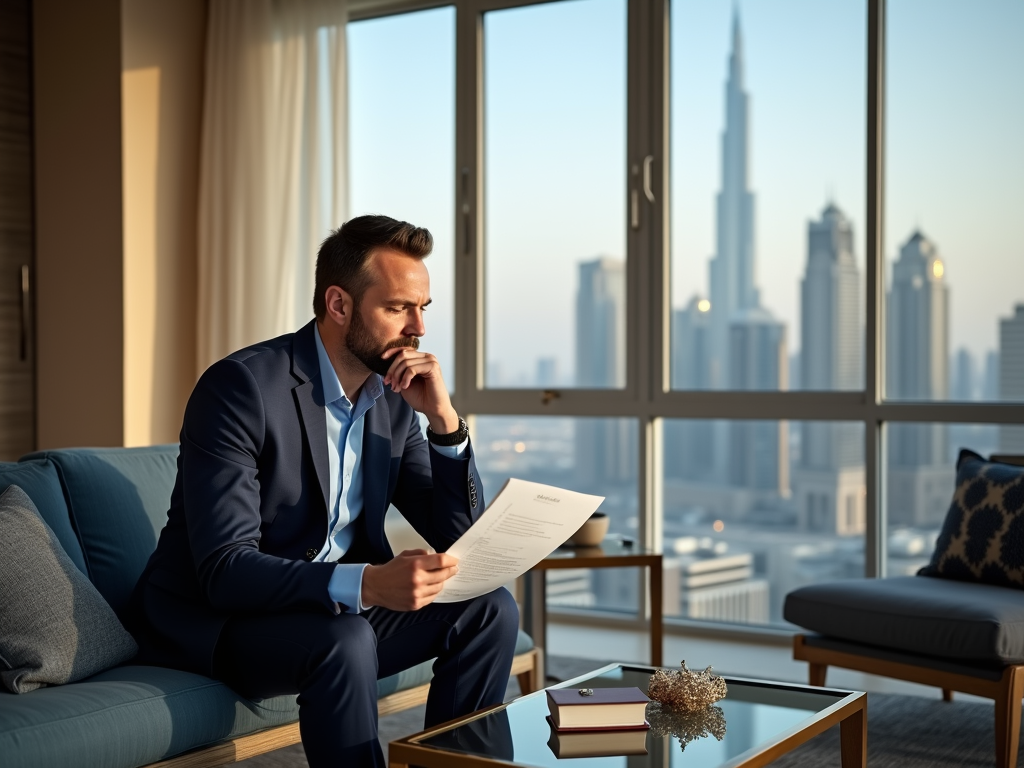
[323,285,354,329]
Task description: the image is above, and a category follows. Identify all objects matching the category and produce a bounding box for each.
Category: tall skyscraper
[951,348,976,401]
[707,11,758,391]
[886,230,950,525]
[575,257,625,389]
[672,297,712,390]
[575,257,633,485]
[665,298,715,481]
[728,308,788,494]
[999,304,1024,453]
[983,350,1001,401]
[793,204,864,534]
[668,10,787,493]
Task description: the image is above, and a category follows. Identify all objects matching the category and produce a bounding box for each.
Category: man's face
[344,249,431,376]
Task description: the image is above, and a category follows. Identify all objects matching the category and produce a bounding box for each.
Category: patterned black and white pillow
[919,450,1024,588]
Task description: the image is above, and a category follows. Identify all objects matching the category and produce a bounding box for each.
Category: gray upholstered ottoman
[785,575,1024,768]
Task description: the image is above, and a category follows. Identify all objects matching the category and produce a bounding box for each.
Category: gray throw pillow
[0,485,137,693]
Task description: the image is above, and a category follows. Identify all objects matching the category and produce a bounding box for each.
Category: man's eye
[387,307,403,314]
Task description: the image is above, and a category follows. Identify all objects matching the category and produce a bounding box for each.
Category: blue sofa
[0,445,540,768]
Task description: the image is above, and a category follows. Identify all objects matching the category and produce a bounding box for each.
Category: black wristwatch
[426,416,469,446]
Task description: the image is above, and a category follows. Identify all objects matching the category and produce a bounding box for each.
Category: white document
[434,478,605,603]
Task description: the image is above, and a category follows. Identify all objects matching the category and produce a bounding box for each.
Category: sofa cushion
[784,575,1024,664]
[0,665,298,768]
[0,486,138,693]
[0,630,536,768]
[0,460,86,575]
[919,449,1024,588]
[24,446,179,616]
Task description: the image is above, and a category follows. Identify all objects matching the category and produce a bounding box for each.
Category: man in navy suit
[131,215,519,767]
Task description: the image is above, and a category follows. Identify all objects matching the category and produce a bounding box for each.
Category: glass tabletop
[415,664,854,767]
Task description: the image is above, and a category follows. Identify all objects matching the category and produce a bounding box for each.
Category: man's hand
[361,549,459,611]
[380,348,459,433]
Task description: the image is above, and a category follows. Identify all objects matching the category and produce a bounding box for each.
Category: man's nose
[405,310,426,337]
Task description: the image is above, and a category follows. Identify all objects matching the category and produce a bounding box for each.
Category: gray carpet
[237,656,1024,767]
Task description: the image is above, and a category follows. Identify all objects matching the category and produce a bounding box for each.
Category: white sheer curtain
[197,0,347,371]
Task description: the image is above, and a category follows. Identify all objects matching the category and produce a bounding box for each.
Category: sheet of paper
[434,478,605,603]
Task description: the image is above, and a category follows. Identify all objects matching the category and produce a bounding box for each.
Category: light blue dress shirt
[313,326,466,613]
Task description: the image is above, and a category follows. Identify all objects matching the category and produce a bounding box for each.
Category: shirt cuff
[429,438,469,459]
[328,563,368,613]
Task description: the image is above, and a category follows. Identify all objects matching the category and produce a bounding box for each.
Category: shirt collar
[313,324,384,409]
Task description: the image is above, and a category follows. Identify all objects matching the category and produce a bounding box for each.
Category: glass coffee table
[389,664,866,767]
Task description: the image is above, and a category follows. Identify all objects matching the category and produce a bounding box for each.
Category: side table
[522,541,663,678]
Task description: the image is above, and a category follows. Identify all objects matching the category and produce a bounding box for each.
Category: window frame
[348,0,1024,636]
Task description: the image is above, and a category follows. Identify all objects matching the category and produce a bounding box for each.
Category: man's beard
[345,308,420,376]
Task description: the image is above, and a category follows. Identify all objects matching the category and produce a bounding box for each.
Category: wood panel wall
[0,0,36,460]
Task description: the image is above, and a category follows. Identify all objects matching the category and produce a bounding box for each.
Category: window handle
[643,155,656,203]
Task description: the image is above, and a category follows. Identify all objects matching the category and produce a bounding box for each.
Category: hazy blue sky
[348,0,1023,389]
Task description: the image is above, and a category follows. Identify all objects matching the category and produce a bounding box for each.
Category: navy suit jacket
[132,320,484,676]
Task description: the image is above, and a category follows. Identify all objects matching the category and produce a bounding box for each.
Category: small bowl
[569,512,610,547]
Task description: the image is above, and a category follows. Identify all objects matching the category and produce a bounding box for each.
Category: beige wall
[122,0,205,446]
[34,0,125,448]
[33,0,204,449]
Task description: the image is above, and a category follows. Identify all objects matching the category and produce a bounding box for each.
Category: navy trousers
[212,587,519,768]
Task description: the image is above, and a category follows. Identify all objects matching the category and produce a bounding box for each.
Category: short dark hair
[313,215,433,320]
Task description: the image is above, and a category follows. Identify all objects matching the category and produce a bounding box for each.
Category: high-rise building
[574,257,633,485]
[887,230,949,406]
[728,308,788,494]
[671,297,712,390]
[951,348,976,401]
[707,11,758,391]
[793,204,864,534]
[535,357,558,388]
[983,350,1001,401]
[886,230,950,525]
[999,304,1024,453]
[800,204,861,394]
[665,298,715,481]
[575,257,625,389]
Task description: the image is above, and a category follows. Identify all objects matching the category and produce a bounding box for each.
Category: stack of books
[545,686,650,758]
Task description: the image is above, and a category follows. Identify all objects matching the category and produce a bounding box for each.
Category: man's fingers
[413,564,458,587]
[419,553,458,570]
[386,358,439,390]
[399,548,429,557]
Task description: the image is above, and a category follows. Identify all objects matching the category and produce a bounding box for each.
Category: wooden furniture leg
[809,662,827,687]
[650,559,663,667]
[839,701,867,768]
[515,647,544,694]
[941,688,953,702]
[994,666,1024,768]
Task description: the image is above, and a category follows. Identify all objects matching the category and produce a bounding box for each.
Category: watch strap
[426,416,469,447]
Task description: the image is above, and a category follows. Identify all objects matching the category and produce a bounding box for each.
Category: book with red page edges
[546,686,651,730]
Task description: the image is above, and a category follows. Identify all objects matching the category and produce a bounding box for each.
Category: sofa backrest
[22,445,179,616]
[0,459,88,575]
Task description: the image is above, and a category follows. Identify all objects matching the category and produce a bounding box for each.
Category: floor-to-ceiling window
[346,0,1024,636]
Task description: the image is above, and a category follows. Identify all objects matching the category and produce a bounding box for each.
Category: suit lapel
[292,321,331,513]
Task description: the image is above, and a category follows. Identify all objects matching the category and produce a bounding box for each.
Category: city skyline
[482,3,1022,395]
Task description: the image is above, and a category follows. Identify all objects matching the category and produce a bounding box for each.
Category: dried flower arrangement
[648,661,728,711]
